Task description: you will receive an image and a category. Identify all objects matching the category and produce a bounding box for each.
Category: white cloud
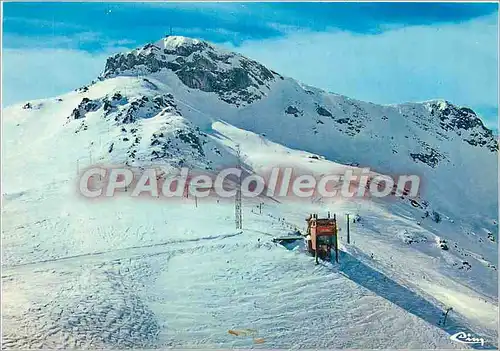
[228,14,498,124]
[2,32,104,49]
[2,48,118,107]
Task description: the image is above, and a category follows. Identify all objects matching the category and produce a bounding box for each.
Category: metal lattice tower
[235,145,242,230]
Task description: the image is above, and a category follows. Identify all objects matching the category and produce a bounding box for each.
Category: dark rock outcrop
[101,37,277,107]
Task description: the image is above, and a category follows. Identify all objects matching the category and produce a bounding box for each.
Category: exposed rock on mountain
[4,35,498,232]
[102,36,277,106]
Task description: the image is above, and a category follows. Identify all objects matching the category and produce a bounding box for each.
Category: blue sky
[3,2,499,130]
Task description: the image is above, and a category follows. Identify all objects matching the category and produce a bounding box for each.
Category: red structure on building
[305,213,339,264]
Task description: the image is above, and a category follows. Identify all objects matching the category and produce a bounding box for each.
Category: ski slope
[2,131,497,348]
[1,198,496,348]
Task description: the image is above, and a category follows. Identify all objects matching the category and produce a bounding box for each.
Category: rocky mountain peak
[101,36,281,106]
[423,100,497,152]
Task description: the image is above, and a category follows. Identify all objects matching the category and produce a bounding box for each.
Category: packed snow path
[2,198,497,349]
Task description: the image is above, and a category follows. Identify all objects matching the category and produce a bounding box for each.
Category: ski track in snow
[2,194,497,349]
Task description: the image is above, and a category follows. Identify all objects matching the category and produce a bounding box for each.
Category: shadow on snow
[336,249,495,350]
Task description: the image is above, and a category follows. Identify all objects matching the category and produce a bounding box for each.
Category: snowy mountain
[2,36,498,349]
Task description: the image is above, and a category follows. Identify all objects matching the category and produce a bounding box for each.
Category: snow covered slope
[2,36,498,349]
